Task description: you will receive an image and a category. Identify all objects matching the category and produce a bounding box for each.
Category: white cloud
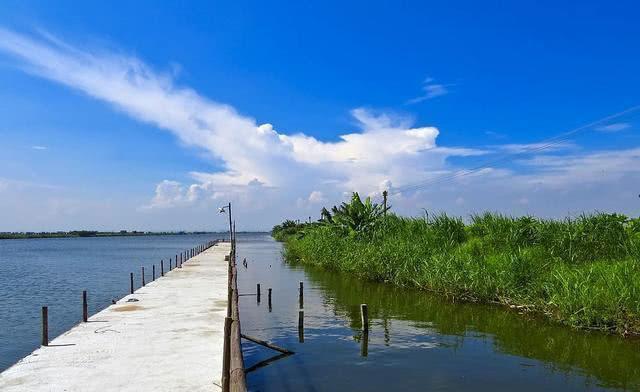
[1,28,640,230]
[31,145,47,150]
[406,77,450,104]
[596,122,631,132]
[308,191,326,204]
[0,29,482,214]
[145,180,187,209]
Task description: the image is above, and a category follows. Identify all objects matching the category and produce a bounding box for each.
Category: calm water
[0,233,222,371]
[236,234,640,391]
[2,233,639,390]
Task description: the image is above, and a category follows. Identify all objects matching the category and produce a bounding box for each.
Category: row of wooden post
[40,239,218,347]
[129,240,218,295]
[252,281,370,355]
[222,222,247,392]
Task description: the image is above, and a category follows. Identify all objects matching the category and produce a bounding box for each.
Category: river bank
[275,208,640,336]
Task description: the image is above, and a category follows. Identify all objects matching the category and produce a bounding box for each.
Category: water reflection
[303,265,640,390]
[237,234,640,391]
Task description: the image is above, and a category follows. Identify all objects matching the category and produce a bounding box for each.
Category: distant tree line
[0,231,216,240]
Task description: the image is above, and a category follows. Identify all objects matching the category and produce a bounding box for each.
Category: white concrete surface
[0,242,230,392]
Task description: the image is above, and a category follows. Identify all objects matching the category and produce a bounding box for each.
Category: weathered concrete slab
[0,242,230,392]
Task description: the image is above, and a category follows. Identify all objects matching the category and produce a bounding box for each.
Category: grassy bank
[274,193,640,336]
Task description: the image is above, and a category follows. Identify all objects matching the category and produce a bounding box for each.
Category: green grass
[276,212,640,335]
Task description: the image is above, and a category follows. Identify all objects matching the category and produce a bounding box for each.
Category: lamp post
[218,202,233,243]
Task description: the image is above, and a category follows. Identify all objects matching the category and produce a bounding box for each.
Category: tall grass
[278,213,640,335]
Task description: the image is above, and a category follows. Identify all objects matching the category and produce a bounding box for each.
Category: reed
[276,210,640,335]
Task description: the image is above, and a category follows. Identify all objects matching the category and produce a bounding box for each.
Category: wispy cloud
[493,142,575,154]
[31,145,47,150]
[595,122,631,132]
[406,77,450,104]
[0,28,481,215]
[1,28,639,227]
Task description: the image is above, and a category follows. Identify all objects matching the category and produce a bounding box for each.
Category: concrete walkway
[0,242,230,392]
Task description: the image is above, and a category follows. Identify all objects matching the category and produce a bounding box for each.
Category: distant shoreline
[0,231,228,240]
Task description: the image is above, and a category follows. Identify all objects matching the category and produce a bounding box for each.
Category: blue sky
[0,1,639,231]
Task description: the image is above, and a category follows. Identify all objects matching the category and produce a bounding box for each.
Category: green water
[238,234,640,391]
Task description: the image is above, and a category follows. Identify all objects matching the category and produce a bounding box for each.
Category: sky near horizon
[0,1,639,231]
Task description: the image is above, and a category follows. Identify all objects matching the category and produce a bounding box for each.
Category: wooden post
[298,310,304,343]
[176,254,179,268]
[227,260,232,319]
[361,304,369,333]
[240,334,294,354]
[141,266,145,286]
[222,316,232,392]
[361,331,369,357]
[41,306,49,346]
[130,272,134,294]
[227,202,233,244]
[256,284,261,303]
[169,257,172,271]
[161,259,164,276]
[82,290,88,322]
[299,281,304,309]
[152,264,156,281]
[268,288,272,312]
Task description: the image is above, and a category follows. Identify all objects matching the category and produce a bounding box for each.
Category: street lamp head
[218,207,226,213]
